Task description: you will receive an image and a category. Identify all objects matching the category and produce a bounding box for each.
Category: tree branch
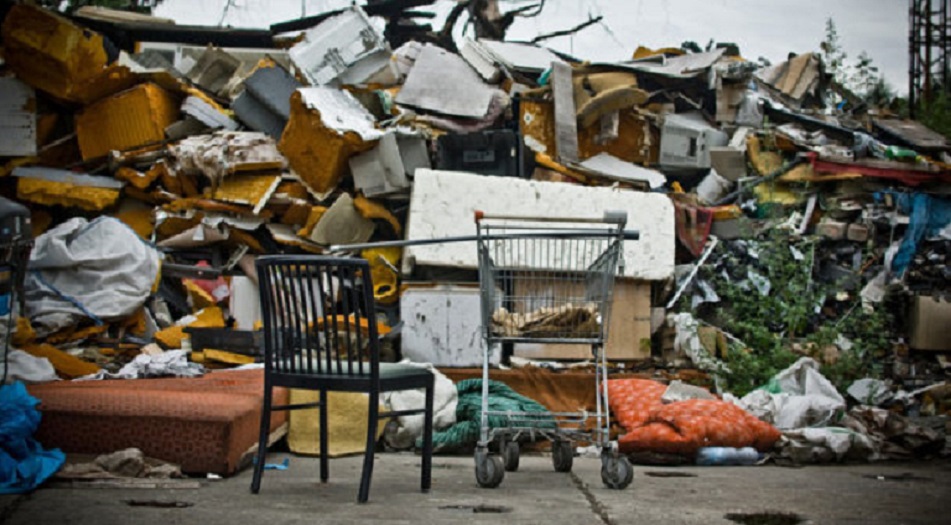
[531,15,603,44]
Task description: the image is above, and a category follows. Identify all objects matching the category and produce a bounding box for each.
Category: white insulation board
[404,170,675,280]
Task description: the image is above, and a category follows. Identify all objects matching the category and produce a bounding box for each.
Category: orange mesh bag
[617,399,781,455]
[607,379,667,430]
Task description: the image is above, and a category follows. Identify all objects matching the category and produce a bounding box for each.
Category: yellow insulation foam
[76,82,180,161]
[17,178,120,211]
[1,5,109,103]
[279,91,376,193]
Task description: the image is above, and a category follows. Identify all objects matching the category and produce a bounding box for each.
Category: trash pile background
[1,2,949,464]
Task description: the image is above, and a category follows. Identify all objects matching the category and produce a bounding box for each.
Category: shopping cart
[472,210,637,490]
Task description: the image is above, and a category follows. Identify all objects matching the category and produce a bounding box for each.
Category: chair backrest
[256,255,380,380]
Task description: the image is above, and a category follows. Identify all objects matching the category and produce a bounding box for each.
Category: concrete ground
[2,453,950,525]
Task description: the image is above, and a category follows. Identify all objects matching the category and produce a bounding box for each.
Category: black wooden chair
[250,255,434,503]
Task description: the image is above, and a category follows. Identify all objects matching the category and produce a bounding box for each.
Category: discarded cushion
[607,378,667,430]
[26,369,286,476]
[608,378,781,455]
[618,398,782,455]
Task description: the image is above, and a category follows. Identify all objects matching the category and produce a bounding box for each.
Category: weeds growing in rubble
[702,229,892,397]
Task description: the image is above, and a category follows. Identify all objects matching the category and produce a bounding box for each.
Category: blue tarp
[0,382,65,494]
[883,192,951,276]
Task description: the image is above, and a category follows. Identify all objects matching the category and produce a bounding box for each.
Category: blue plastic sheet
[0,382,65,494]
[885,193,951,276]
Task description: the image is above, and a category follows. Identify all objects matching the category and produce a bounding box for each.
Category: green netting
[422,379,556,451]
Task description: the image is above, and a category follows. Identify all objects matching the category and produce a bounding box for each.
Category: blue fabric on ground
[887,192,951,276]
[0,382,65,494]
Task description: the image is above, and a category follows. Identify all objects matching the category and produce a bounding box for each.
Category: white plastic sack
[25,217,160,337]
[733,357,845,430]
[782,427,876,463]
[382,361,457,450]
[1,350,58,384]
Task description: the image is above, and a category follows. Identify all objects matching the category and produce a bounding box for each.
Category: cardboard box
[513,279,652,361]
[909,295,951,351]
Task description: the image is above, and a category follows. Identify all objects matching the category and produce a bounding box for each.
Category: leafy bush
[697,230,891,396]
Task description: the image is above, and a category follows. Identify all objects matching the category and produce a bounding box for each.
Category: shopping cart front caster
[551,440,574,473]
[475,450,505,488]
[600,453,633,490]
[502,440,520,472]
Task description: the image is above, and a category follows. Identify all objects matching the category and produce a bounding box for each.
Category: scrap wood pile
[0,2,948,463]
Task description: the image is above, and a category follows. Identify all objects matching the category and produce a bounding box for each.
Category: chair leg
[358,391,380,503]
[422,378,434,493]
[250,382,273,494]
[319,388,329,483]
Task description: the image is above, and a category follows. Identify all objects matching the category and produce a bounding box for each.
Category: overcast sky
[155,0,909,94]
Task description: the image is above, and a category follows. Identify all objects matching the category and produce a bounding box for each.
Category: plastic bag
[0,382,65,494]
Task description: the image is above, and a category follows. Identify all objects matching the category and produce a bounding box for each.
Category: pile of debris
[0,2,949,459]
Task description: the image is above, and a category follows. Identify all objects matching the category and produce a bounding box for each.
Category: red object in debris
[805,152,951,187]
[673,200,713,257]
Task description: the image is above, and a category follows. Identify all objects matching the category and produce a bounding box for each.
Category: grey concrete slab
[2,453,950,525]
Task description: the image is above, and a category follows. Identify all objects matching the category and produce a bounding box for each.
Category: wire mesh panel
[476,221,625,346]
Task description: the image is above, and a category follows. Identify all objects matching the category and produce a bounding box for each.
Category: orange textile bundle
[608,379,781,456]
[608,378,666,430]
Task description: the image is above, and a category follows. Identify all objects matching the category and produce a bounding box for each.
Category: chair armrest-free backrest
[256,255,380,380]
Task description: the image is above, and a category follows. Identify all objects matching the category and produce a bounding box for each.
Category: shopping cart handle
[623,230,640,241]
[602,210,628,226]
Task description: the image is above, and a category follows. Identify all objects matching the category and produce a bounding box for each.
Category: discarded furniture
[251,255,434,503]
[27,369,288,476]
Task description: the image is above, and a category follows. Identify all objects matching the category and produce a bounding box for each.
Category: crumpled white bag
[25,217,160,337]
[382,361,457,450]
[1,350,58,384]
[731,357,846,430]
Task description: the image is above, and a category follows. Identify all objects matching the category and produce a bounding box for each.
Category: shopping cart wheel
[552,440,573,473]
[475,453,505,488]
[601,454,633,490]
[502,440,520,472]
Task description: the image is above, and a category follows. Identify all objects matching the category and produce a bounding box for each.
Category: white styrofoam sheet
[394,44,495,119]
[400,285,500,367]
[299,87,383,141]
[289,6,389,86]
[404,170,675,280]
[0,77,36,157]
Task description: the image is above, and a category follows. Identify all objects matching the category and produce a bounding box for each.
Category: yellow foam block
[17,177,120,211]
[184,280,217,310]
[353,195,402,235]
[279,91,376,193]
[1,5,109,103]
[76,83,180,161]
[22,343,100,379]
[208,174,281,215]
[114,207,155,240]
[362,247,401,305]
[154,306,225,349]
[203,348,255,365]
[296,206,328,238]
[12,316,36,347]
[288,389,385,457]
[114,166,160,190]
[45,324,109,345]
[519,97,658,164]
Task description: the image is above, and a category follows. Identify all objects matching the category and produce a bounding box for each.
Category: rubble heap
[0,3,949,454]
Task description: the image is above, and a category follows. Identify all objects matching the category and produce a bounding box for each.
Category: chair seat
[379,363,432,380]
[274,359,432,388]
